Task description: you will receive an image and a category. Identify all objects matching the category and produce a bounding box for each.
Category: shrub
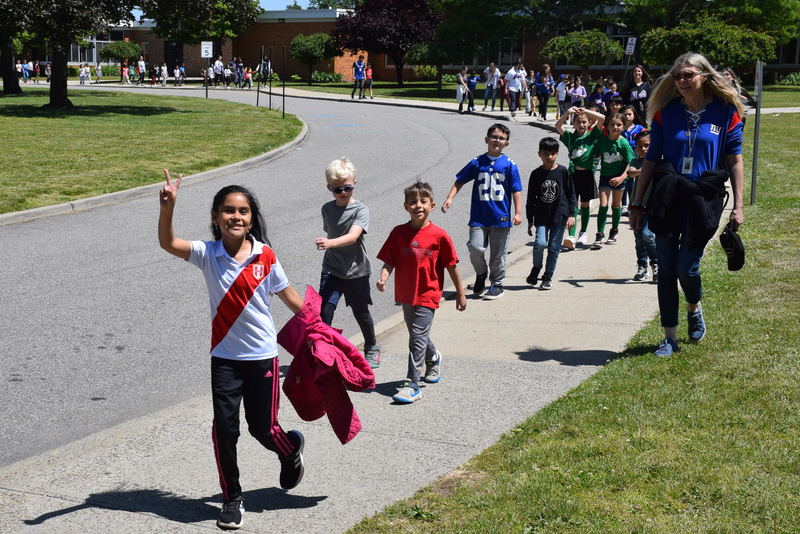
[413,65,438,81]
[441,73,457,84]
[311,70,344,83]
[101,65,120,77]
[776,72,800,86]
[290,74,302,82]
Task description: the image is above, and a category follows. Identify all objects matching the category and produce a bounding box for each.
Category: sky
[260,0,310,10]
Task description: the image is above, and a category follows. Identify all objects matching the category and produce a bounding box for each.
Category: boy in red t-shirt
[376,181,467,403]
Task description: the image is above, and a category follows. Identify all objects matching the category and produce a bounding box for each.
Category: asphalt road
[0,86,551,467]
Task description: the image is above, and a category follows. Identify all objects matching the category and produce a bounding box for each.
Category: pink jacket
[277,286,375,444]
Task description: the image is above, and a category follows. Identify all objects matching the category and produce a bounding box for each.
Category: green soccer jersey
[560,127,602,170]
[592,135,635,178]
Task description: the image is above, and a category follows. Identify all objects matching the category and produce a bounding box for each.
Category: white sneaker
[563,235,576,250]
[576,232,588,246]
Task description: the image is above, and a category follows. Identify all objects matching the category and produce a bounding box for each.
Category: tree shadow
[0,104,181,118]
[564,277,634,287]
[23,486,327,526]
[515,347,617,366]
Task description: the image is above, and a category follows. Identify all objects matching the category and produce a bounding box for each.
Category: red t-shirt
[377,222,458,309]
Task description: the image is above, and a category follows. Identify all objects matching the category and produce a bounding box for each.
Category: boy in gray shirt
[315,157,380,367]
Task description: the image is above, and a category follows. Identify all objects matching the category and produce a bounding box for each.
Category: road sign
[625,37,637,56]
[201,41,213,59]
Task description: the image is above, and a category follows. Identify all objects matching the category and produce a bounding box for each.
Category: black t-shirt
[526,164,576,226]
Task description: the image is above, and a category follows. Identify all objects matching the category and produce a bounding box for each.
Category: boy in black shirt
[525,137,576,290]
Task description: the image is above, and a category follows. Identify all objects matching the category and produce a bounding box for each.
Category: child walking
[555,106,606,248]
[442,123,523,300]
[627,130,658,281]
[158,171,306,530]
[590,112,635,248]
[525,137,576,290]
[376,181,467,404]
[314,157,380,368]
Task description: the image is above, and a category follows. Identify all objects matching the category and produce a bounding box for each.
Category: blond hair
[646,52,745,123]
[325,157,356,183]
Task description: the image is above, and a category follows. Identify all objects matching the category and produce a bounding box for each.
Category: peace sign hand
[159,168,183,207]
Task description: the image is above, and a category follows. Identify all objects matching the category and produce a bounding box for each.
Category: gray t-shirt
[321,200,371,279]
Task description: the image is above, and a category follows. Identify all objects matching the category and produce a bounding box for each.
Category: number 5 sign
[201,41,213,59]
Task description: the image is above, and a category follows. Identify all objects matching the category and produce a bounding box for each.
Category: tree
[285,0,301,9]
[642,18,777,67]
[0,0,37,95]
[289,33,339,84]
[503,0,621,39]
[98,40,142,63]
[140,0,262,47]
[308,0,358,8]
[540,30,624,74]
[333,0,439,86]
[30,0,135,108]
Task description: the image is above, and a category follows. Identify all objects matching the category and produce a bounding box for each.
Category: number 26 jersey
[455,153,523,228]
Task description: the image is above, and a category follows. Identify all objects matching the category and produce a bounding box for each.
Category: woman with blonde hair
[629,51,745,357]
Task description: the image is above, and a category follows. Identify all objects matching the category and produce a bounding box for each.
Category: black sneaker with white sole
[606,228,619,244]
[470,273,487,296]
[217,497,244,530]
[279,430,305,490]
[591,232,605,249]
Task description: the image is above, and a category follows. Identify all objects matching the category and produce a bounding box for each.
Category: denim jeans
[633,215,657,267]
[467,226,510,286]
[655,220,704,328]
[484,85,496,108]
[533,223,566,278]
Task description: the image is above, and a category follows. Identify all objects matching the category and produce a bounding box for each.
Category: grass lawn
[757,85,800,108]
[0,88,301,214]
[347,115,800,532]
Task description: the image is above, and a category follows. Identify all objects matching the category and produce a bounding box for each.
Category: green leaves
[540,30,624,71]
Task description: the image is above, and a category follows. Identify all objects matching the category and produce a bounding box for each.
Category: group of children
[158,116,656,529]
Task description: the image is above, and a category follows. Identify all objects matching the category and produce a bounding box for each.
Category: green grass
[0,89,301,214]
[757,85,800,108]
[346,115,800,533]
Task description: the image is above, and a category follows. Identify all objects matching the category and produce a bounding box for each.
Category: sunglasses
[672,71,703,81]
[329,184,355,194]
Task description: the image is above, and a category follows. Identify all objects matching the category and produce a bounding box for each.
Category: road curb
[0,119,309,227]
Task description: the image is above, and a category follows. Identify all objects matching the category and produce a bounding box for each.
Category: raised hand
[159,168,183,207]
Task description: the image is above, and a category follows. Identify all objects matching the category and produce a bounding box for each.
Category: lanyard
[685,107,705,158]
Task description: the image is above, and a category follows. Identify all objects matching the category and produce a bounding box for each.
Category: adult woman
[629,52,745,357]
[534,63,555,119]
[719,67,757,110]
[624,64,652,121]
[482,62,500,111]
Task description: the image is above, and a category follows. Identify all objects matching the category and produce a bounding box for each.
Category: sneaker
[654,338,680,357]
[621,205,629,216]
[491,107,495,111]
[576,232,589,246]
[217,497,244,530]
[483,285,504,300]
[482,105,487,111]
[539,277,552,290]
[563,235,576,250]
[364,346,381,369]
[591,233,605,249]
[606,228,619,244]
[526,266,541,286]
[471,273,487,296]
[392,381,421,403]
[651,264,659,282]
[633,265,649,281]
[279,430,305,490]
[423,351,441,383]
[687,307,706,342]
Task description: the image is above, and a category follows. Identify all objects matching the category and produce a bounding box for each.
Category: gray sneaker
[423,351,441,383]
[392,381,421,404]
[364,346,381,369]
[483,285,504,300]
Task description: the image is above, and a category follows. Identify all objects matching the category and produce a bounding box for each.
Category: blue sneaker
[483,285,504,300]
[423,351,441,383]
[392,381,421,403]
[687,308,706,342]
[654,338,680,357]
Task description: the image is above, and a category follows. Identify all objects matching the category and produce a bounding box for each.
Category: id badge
[681,156,694,174]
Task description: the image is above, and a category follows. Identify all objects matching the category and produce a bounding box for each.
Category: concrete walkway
[0,84,735,533]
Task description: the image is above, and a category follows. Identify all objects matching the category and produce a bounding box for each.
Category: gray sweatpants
[467,226,511,286]
[402,304,438,384]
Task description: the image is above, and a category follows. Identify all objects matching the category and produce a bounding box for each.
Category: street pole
[269,47,273,110]
[750,60,763,205]
[256,45,264,108]
[282,44,286,119]
[205,58,209,99]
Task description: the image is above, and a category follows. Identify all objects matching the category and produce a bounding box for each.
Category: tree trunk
[436,62,443,96]
[44,46,72,109]
[394,59,404,87]
[1,33,22,95]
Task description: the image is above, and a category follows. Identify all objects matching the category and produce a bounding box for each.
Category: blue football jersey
[455,153,523,227]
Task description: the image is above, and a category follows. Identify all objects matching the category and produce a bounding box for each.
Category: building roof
[259,9,349,23]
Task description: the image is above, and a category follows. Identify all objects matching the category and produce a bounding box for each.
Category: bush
[254,71,281,83]
[413,65,438,81]
[311,70,344,83]
[441,73,457,84]
[776,72,800,86]
[290,74,302,82]
[101,65,120,77]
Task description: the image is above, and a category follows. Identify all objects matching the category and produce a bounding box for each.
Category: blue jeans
[633,215,657,267]
[655,221,704,328]
[532,223,566,278]
[484,85,496,108]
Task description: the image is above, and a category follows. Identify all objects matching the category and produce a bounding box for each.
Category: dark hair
[539,137,560,153]
[486,123,511,139]
[592,83,604,93]
[605,112,625,126]
[404,180,434,203]
[610,95,624,105]
[635,129,650,142]
[620,104,643,125]
[210,185,269,245]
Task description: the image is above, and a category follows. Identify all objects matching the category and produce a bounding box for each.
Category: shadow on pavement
[565,277,636,286]
[23,487,326,526]
[516,348,616,366]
